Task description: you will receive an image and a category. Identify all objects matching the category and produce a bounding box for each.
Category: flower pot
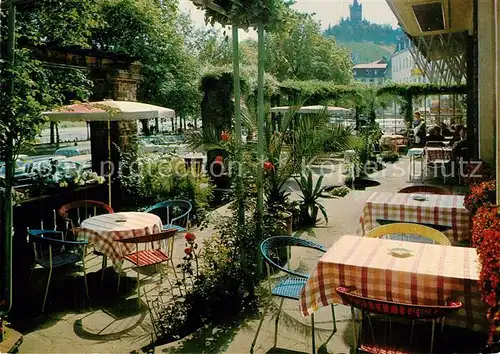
[300,204,318,227]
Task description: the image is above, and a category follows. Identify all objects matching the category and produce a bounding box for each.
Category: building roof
[353,60,388,69]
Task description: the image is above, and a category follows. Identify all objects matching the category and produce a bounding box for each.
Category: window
[365,69,370,75]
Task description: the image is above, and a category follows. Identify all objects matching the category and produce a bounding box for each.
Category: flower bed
[465,180,500,346]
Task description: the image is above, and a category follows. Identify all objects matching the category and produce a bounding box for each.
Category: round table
[80,212,163,267]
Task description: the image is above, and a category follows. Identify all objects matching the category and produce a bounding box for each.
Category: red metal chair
[116,229,177,302]
[58,200,114,230]
[58,200,114,283]
[397,185,451,195]
[336,286,462,353]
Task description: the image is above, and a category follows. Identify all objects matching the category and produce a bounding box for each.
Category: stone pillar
[90,62,142,208]
[478,0,496,164]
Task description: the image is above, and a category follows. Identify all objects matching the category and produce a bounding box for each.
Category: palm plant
[295,169,328,226]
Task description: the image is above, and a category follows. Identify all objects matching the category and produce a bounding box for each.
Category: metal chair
[28,229,89,312]
[366,223,451,246]
[58,200,114,229]
[425,146,451,183]
[336,286,462,353]
[250,236,336,354]
[116,229,177,302]
[58,200,114,283]
[145,200,192,232]
[397,185,451,195]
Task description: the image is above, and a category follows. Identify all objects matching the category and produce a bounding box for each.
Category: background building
[353,59,388,85]
[349,0,363,24]
[390,34,429,84]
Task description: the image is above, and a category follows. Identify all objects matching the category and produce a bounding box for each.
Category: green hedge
[376,83,467,97]
[201,65,280,99]
[279,80,367,104]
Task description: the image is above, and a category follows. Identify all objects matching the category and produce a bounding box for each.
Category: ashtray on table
[388,247,414,258]
[115,216,128,223]
[412,195,428,201]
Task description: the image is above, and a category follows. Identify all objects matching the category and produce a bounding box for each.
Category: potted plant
[295,170,328,227]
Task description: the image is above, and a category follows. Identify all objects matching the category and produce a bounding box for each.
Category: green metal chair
[145,200,192,232]
[28,229,89,312]
[250,236,337,354]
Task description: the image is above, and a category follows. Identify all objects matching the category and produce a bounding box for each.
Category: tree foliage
[266,9,353,83]
[93,0,200,118]
[196,0,287,30]
[324,19,402,46]
[0,2,96,158]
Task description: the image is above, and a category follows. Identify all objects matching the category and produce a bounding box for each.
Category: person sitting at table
[427,125,445,142]
[440,122,453,137]
[451,125,467,156]
[449,124,464,145]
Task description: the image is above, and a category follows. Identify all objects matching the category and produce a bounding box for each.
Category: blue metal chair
[250,236,337,354]
[145,200,192,232]
[28,229,89,312]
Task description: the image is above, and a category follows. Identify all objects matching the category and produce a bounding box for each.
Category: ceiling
[385,0,473,36]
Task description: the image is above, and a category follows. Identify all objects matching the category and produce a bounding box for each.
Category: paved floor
[17,157,470,353]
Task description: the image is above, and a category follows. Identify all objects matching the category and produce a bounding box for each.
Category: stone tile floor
[15,157,477,353]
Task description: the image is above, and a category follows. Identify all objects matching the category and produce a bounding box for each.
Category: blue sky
[180,0,399,39]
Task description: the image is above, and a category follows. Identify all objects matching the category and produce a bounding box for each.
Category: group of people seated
[412,111,468,157]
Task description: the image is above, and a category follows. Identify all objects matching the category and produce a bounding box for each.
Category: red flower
[185,232,196,242]
[220,131,230,141]
[464,180,496,214]
[263,161,274,171]
[184,247,193,255]
[215,156,223,163]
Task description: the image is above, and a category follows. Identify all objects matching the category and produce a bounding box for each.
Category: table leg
[409,155,414,181]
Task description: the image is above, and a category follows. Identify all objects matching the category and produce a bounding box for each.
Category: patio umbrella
[43,100,176,207]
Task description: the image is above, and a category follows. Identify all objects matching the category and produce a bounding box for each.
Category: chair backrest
[365,223,451,246]
[117,229,177,244]
[117,229,177,261]
[28,229,88,264]
[336,286,462,319]
[398,185,451,195]
[260,236,327,279]
[145,200,192,227]
[426,141,445,147]
[58,200,114,229]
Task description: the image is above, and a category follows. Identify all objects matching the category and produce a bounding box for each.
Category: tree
[265,9,353,83]
[0,1,98,159]
[93,0,200,120]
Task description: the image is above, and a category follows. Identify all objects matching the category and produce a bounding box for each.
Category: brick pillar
[90,63,142,208]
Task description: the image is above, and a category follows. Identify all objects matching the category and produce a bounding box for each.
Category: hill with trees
[324,19,402,64]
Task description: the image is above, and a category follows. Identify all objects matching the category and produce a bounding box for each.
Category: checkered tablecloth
[357,192,471,244]
[77,212,163,268]
[425,147,452,162]
[299,235,488,331]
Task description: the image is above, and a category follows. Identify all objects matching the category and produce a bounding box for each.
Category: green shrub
[381,151,400,163]
[120,153,212,225]
[329,186,350,197]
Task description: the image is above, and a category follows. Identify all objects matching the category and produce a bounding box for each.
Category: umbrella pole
[108,119,112,208]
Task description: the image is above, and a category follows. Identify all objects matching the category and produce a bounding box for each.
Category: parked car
[55,146,91,158]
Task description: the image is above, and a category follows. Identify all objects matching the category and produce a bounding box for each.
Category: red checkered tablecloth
[357,192,471,245]
[299,235,488,332]
[425,147,452,162]
[77,212,163,268]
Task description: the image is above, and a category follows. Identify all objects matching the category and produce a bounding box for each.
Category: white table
[79,212,163,268]
[407,148,424,181]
